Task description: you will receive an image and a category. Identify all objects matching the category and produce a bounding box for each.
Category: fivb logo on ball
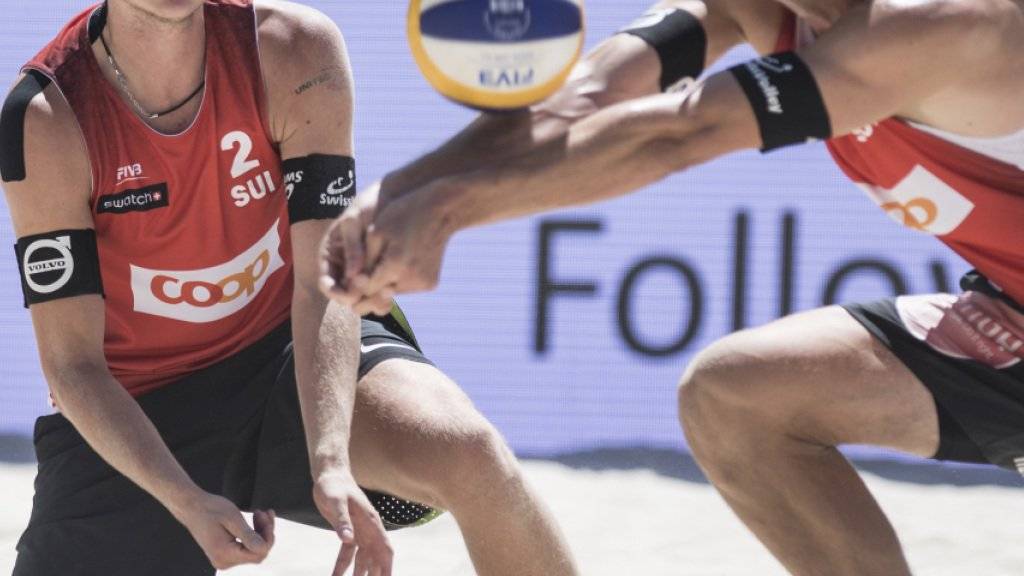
[409,0,585,110]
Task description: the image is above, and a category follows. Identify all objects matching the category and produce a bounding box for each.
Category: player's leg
[350,352,577,569]
[347,357,577,576]
[678,304,938,576]
[246,313,577,575]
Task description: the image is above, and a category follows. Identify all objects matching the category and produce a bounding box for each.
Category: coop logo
[130,220,285,323]
[22,236,74,294]
[98,183,169,214]
[322,170,355,208]
[859,165,974,236]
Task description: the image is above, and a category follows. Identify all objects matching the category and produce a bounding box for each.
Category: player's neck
[99,1,206,122]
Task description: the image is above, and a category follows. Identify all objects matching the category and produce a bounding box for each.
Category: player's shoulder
[255,0,346,67]
[867,0,1019,50]
[1,72,87,187]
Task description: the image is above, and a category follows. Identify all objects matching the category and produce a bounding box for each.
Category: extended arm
[346,0,1007,307]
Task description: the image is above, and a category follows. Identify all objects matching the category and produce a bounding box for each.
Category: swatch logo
[98,183,169,215]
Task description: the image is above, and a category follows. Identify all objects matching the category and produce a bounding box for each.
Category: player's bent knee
[424,421,522,509]
[679,335,767,426]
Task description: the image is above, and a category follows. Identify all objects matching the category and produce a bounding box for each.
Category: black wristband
[620,9,707,92]
[728,52,832,152]
[282,154,356,224]
[15,228,104,307]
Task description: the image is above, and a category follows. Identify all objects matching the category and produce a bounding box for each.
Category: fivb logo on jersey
[130,220,285,323]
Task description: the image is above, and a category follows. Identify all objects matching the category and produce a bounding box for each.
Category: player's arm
[0,79,272,569]
[349,0,1008,305]
[326,0,783,301]
[256,2,393,574]
[379,0,762,194]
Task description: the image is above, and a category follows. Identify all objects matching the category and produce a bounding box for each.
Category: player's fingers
[340,215,366,281]
[370,288,395,316]
[223,511,270,556]
[333,542,357,576]
[353,550,371,576]
[214,539,265,569]
[253,509,276,550]
[364,256,402,298]
[363,226,387,275]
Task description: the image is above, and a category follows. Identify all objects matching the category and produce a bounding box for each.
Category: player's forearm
[382,35,661,204]
[381,111,567,205]
[47,364,203,518]
[433,76,757,231]
[291,287,361,477]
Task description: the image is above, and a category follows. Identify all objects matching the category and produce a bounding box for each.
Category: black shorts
[846,298,1024,472]
[14,312,439,576]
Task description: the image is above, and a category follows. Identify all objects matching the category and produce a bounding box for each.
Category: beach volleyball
[408,0,585,110]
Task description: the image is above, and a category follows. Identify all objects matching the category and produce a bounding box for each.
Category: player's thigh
[680,305,940,457]
[349,358,516,508]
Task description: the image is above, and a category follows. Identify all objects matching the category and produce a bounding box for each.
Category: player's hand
[349,185,454,316]
[313,471,393,576]
[175,491,275,570]
[319,182,381,307]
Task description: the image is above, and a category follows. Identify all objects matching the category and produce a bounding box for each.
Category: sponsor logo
[485,0,531,41]
[22,236,74,294]
[116,162,146,184]
[744,57,793,115]
[360,342,415,354]
[130,220,285,323]
[858,165,974,235]
[284,170,304,200]
[97,183,170,214]
[322,170,356,207]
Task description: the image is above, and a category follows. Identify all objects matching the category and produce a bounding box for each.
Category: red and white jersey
[775,13,1024,307]
[25,1,292,395]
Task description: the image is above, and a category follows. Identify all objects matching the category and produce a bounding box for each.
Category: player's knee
[428,420,522,508]
[678,333,776,443]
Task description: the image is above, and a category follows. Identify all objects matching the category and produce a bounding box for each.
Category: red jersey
[774,14,1024,306]
[25,1,292,395]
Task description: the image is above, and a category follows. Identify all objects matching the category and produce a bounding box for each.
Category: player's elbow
[41,355,110,402]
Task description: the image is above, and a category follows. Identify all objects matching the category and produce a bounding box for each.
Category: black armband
[1,70,52,183]
[728,52,832,152]
[620,9,707,92]
[282,154,356,224]
[15,229,104,307]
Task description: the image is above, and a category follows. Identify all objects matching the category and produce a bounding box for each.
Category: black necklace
[98,30,205,119]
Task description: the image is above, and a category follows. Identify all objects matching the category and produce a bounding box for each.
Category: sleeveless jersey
[24,1,293,395]
[774,13,1024,307]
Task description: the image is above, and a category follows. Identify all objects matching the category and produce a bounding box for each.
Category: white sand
[2,459,1023,575]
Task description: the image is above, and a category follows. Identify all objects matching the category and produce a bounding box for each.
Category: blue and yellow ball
[408,0,585,110]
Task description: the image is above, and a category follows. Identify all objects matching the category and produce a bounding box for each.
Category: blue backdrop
[0,1,968,456]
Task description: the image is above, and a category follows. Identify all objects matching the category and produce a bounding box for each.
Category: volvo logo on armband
[22,236,74,294]
[15,229,104,306]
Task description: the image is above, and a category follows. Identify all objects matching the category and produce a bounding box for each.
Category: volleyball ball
[408,0,585,111]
